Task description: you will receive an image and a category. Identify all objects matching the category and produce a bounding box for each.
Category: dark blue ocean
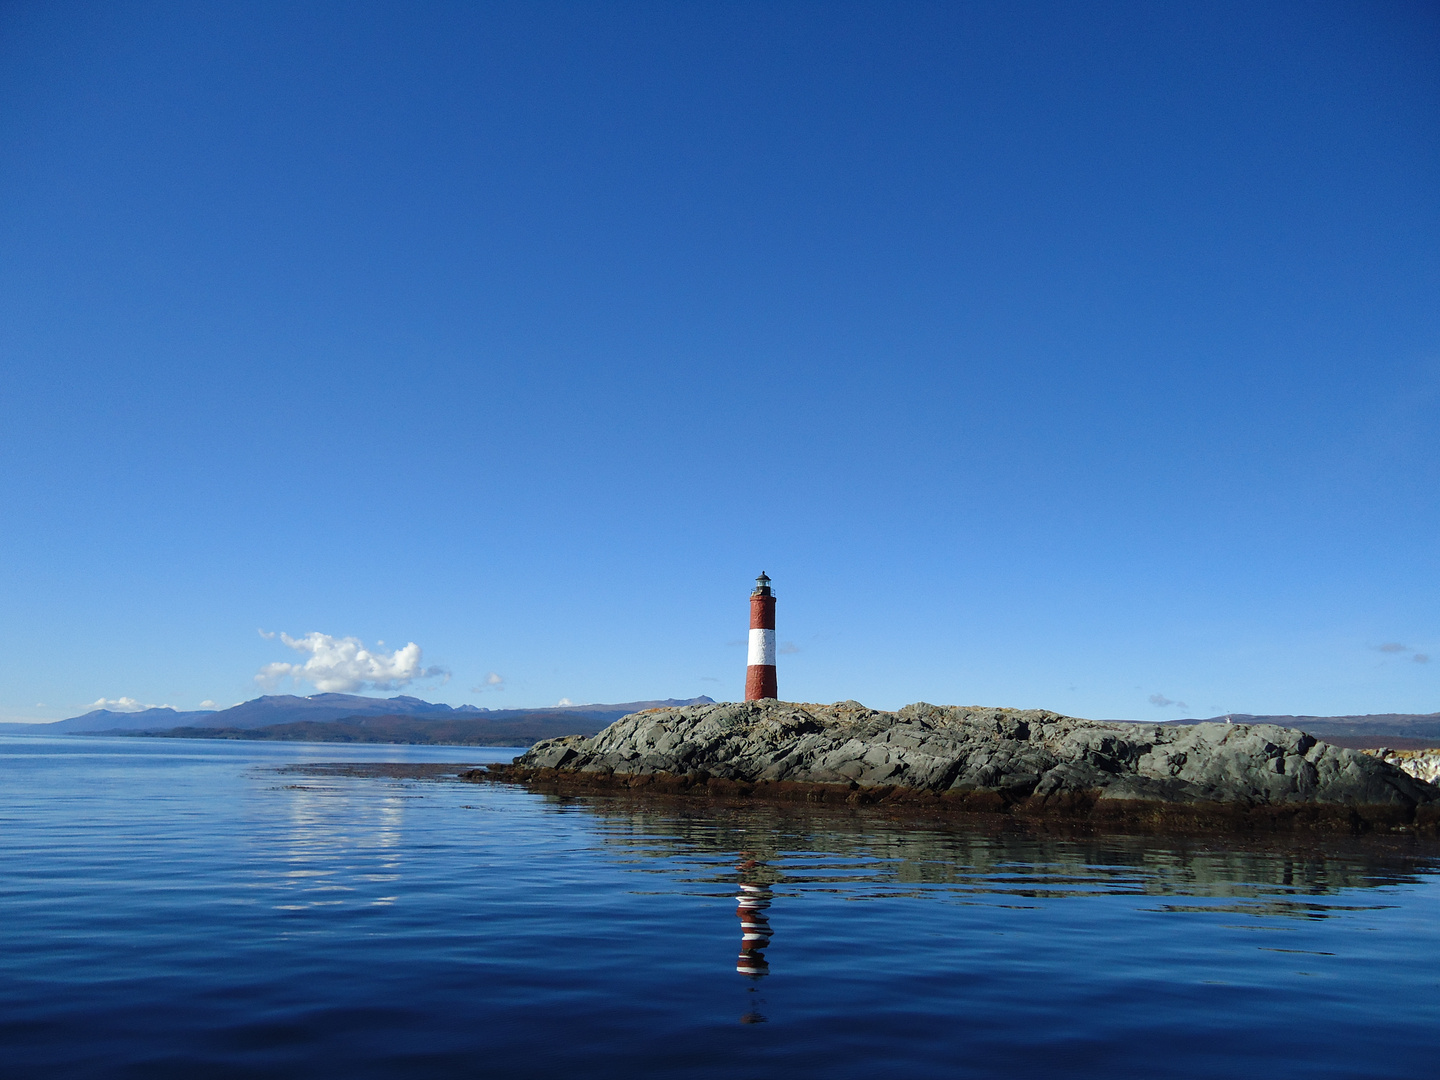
[4,734,1439,1078]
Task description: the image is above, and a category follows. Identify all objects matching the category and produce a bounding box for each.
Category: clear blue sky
[2,1,1437,722]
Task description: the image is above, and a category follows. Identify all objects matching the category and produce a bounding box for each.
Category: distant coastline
[113,713,596,747]
[8,693,1440,750]
[1169,712,1440,743]
[6,692,716,745]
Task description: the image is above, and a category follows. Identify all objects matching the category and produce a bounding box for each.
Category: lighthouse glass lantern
[753,572,772,597]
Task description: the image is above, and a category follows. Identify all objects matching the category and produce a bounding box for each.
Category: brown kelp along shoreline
[462,761,1440,837]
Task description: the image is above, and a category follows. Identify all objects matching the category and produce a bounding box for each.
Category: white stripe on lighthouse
[747,628,776,666]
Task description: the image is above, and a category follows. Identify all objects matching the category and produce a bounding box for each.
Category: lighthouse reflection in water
[735,854,775,1022]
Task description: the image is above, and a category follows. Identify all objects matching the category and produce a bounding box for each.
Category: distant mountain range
[9,698,1439,748]
[8,693,717,743]
[122,713,617,747]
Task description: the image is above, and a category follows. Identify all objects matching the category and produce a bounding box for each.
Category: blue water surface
[3,733,1438,1078]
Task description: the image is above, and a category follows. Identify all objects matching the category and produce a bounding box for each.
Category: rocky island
[478,699,1440,833]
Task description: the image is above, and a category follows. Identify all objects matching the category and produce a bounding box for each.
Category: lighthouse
[745,572,778,701]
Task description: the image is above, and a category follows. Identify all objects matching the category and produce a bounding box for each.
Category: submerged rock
[514,700,1438,810]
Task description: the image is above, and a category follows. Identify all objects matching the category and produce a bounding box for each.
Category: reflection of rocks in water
[735,856,773,978]
[542,797,1440,915]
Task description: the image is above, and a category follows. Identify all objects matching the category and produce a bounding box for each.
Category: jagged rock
[515,700,1438,808]
[1365,748,1440,786]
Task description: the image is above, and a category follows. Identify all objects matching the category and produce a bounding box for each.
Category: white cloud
[1148,693,1188,710]
[257,628,276,640]
[1373,642,1430,664]
[199,700,219,709]
[470,672,505,693]
[90,696,169,713]
[557,698,574,706]
[255,632,449,693]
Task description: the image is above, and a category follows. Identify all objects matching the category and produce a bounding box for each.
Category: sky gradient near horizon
[2,1,1438,723]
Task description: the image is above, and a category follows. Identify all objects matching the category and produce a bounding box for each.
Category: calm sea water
[3,734,1439,1079]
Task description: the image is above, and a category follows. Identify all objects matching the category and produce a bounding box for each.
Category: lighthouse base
[745,665,777,701]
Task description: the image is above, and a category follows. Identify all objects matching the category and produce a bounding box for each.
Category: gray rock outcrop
[1365,748,1440,786]
[516,700,1438,808]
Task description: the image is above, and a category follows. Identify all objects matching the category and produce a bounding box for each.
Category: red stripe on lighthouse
[745,572,778,701]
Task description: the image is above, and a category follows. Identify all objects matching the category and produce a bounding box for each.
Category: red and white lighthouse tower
[745,572,778,701]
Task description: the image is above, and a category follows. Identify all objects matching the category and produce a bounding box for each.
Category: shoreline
[258,758,1440,843]
[467,762,1440,838]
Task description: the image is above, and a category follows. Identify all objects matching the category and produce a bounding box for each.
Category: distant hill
[32,698,1436,747]
[35,706,218,732]
[119,711,616,747]
[10,693,717,737]
[1173,712,1440,740]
